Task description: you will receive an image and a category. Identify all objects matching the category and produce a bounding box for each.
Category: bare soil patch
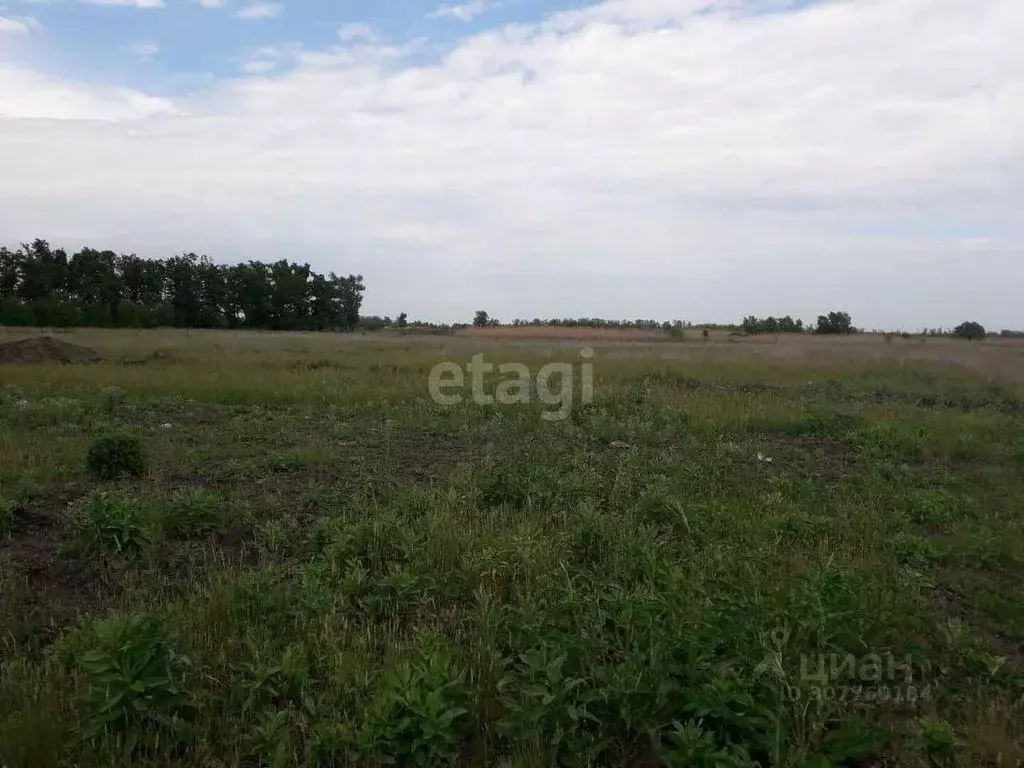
[0,335,101,365]
[758,434,860,482]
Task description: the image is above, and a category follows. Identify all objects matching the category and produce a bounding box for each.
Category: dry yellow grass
[1,325,1022,387]
[454,325,673,342]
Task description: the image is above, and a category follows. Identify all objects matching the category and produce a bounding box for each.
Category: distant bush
[952,321,986,341]
[86,434,147,481]
[358,315,389,331]
[665,321,688,340]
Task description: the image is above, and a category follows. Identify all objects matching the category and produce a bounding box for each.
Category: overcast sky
[0,0,1019,330]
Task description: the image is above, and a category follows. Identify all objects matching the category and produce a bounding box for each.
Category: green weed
[86,434,148,481]
[76,613,193,751]
[67,492,152,559]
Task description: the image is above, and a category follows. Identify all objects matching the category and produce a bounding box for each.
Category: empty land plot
[1,327,1023,766]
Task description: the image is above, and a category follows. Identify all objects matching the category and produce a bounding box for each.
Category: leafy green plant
[311,721,358,765]
[69,492,151,558]
[234,645,310,715]
[358,649,472,766]
[912,715,958,764]
[497,642,608,765]
[86,434,147,481]
[661,720,753,767]
[77,613,192,746]
[244,709,295,768]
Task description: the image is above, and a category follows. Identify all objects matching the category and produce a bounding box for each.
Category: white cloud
[235,2,280,20]
[241,59,275,73]
[0,66,177,119]
[79,0,164,7]
[0,0,1021,328]
[0,16,41,34]
[429,1,501,22]
[198,0,228,7]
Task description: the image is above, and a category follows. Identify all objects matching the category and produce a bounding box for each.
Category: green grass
[1,329,1023,766]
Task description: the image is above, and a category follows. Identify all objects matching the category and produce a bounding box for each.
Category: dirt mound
[0,336,101,365]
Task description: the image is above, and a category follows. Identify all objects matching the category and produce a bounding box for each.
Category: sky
[0,0,1020,330]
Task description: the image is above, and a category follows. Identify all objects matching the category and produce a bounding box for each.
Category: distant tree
[740,314,805,335]
[397,312,408,328]
[778,315,802,333]
[952,321,986,341]
[473,310,490,327]
[814,311,855,335]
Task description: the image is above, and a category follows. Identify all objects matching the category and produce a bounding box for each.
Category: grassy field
[1,327,1023,767]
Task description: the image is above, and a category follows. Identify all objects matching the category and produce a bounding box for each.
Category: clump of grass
[67,492,151,559]
[86,434,147,481]
[161,489,223,539]
[0,664,70,768]
[0,499,14,537]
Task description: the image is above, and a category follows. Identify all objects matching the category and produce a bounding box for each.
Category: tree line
[476,312,693,331]
[475,312,860,335]
[0,240,364,331]
[741,311,855,335]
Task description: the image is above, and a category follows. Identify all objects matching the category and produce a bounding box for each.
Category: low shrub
[86,434,147,481]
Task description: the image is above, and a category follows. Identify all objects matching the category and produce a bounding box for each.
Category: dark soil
[0,336,101,365]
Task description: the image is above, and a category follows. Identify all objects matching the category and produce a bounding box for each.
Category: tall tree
[0,240,366,332]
